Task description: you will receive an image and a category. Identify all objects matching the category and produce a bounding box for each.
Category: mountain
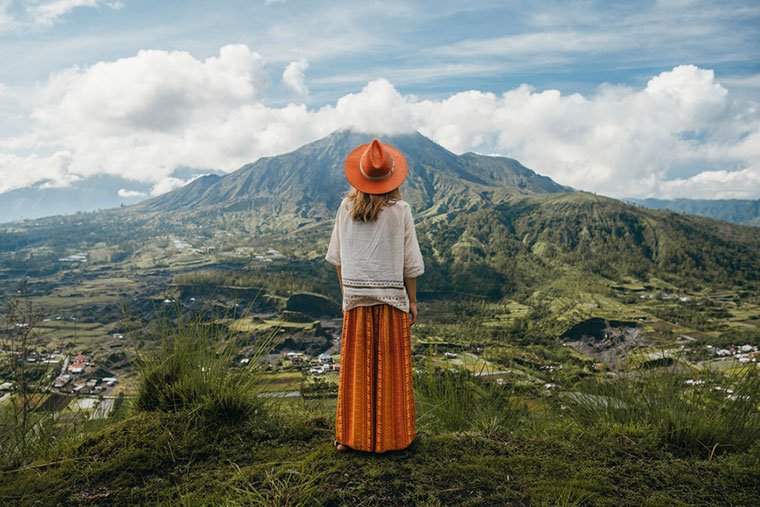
[0,175,150,223]
[4,129,757,296]
[629,198,760,226]
[0,167,227,224]
[135,129,571,221]
[132,128,760,293]
[422,191,760,297]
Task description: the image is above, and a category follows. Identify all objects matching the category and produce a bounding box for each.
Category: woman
[325,138,425,453]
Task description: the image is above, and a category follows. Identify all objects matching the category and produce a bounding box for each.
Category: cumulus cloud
[282,59,309,97]
[1,44,759,200]
[149,177,187,196]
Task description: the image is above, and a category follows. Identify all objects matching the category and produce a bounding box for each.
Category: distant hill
[629,198,760,227]
[0,169,225,224]
[0,175,150,223]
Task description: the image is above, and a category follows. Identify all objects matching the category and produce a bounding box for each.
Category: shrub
[136,318,277,425]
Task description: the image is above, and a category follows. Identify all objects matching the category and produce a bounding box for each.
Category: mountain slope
[128,129,760,293]
[418,192,760,297]
[135,129,571,220]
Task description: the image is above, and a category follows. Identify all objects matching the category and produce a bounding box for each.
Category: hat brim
[344,142,409,195]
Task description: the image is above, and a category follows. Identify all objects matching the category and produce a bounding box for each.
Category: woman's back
[325,197,424,313]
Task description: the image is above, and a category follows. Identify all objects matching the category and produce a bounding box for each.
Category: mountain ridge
[629,197,760,227]
[134,128,573,219]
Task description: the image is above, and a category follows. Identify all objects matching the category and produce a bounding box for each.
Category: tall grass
[136,315,279,424]
[413,366,527,436]
[562,366,760,457]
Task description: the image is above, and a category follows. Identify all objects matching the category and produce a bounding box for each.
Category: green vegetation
[135,319,275,423]
[1,337,758,505]
[2,129,760,504]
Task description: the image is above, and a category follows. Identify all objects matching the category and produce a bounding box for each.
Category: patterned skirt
[335,303,416,453]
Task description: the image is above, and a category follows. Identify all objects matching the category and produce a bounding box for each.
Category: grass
[135,316,277,424]
[562,365,760,458]
[1,389,758,506]
[1,297,759,505]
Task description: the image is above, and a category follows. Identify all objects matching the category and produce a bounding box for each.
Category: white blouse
[325,197,425,313]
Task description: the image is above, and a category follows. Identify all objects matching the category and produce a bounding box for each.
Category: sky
[1,0,759,200]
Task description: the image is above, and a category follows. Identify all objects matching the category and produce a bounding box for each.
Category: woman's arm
[402,204,423,326]
[335,264,343,294]
[404,276,417,325]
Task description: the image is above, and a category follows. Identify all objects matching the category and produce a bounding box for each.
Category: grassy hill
[2,325,758,506]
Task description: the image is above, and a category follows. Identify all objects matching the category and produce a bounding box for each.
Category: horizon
[1,0,759,212]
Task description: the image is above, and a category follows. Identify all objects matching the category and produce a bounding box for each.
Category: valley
[1,129,759,505]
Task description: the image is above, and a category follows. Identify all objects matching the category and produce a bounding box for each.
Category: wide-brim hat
[344,138,409,194]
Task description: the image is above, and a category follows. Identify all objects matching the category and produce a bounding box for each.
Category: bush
[136,318,277,424]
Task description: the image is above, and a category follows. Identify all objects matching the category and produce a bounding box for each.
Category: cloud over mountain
[282,59,309,97]
[0,44,758,199]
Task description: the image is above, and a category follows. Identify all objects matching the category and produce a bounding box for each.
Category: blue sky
[3,0,759,102]
[1,0,759,199]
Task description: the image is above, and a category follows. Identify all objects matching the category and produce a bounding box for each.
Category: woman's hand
[408,302,418,326]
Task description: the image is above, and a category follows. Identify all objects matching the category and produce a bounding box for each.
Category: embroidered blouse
[325,197,425,313]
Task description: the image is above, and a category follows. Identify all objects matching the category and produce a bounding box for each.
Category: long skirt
[335,303,416,453]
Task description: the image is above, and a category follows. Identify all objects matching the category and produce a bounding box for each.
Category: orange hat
[344,138,409,195]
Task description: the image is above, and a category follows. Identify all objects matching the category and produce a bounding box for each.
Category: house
[309,365,329,375]
[318,353,333,364]
[68,353,87,374]
[285,351,306,364]
[0,382,13,391]
[53,375,72,388]
[102,377,118,386]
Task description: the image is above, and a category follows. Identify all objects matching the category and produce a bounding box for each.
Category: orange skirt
[335,303,416,453]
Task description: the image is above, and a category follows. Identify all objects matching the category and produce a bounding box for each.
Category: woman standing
[325,138,425,453]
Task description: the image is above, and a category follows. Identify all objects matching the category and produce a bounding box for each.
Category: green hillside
[417,192,760,297]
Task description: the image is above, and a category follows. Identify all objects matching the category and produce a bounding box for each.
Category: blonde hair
[345,186,402,222]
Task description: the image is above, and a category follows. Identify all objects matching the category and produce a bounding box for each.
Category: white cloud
[149,177,186,196]
[282,59,309,97]
[1,45,759,200]
[433,31,627,57]
[117,188,146,198]
[27,0,122,25]
[0,0,14,31]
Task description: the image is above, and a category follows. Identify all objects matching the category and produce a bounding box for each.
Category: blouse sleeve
[403,204,425,278]
[325,201,342,266]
